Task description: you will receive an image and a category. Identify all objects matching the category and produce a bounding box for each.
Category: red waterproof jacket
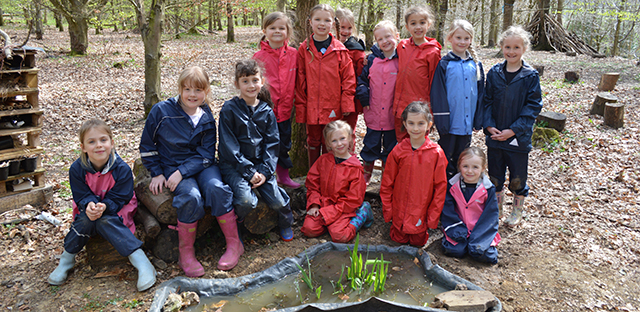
[380,137,447,235]
[306,153,366,225]
[295,33,356,125]
[253,40,297,122]
[393,37,442,118]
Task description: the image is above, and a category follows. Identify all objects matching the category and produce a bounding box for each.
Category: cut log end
[604,102,624,129]
[598,73,620,91]
[590,92,618,116]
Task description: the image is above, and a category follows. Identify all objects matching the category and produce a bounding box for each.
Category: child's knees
[442,240,467,258]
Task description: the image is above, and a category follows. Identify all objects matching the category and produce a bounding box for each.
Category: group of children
[48,3,542,291]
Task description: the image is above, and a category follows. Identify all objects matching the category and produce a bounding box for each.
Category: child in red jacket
[381,102,447,247]
[295,4,356,167]
[335,7,365,150]
[253,12,300,189]
[301,120,373,243]
[393,6,442,143]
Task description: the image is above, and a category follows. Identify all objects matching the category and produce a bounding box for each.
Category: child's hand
[490,128,515,141]
[250,172,266,189]
[307,207,320,217]
[166,170,183,192]
[149,175,166,195]
[86,202,105,221]
[362,57,368,66]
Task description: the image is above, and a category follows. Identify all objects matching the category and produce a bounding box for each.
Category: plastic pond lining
[149,242,502,312]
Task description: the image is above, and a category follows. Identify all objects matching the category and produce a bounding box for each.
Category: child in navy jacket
[49,119,156,291]
[139,66,239,275]
[219,59,294,241]
[441,147,500,264]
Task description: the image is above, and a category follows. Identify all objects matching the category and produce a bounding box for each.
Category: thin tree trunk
[34,0,44,40]
[480,0,486,45]
[396,0,402,33]
[226,3,234,42]
[134,0,165,117]
[68,18,89,54]
[612,0,625,56]
[534,0,553,50]
[365,0,375,48]
[503,0,515,31]
[208,0,213,32]
[54,11,64,31]
[488,0,499,47]
[0,8,4,27]
[556,0,563,25]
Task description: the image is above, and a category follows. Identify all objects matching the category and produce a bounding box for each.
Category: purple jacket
[356,44,398,131]
[441,173,500,249]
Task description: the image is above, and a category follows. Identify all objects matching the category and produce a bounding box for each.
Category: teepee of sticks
[526,11,601,57]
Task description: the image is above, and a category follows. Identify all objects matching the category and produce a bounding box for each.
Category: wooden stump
[134,204,161,239]
[536,111,567,132]
[533,65,544,77]
[598,72,620,91]
[564,71,579,83]
[590,92,617,116]
[604,103,624,128]
[244,201,278,235]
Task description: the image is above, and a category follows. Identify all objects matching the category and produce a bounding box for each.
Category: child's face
[327,128,351,159]
[501,36,525,67]
[237,73,263,105]
[403,112,430,141]
[81,128,113,169]
[449,27,471,57]
[310,10,334,41]
[374,27,399,55]
[459,155,484,184]
[338,19,353,43]
[264,18,288,46]
[406,14,429,40]
[180,83,207,114]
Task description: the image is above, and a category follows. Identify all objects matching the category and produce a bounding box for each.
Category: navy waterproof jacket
[482,60,543,152]
[430,51,485,136]
[218,96,280,182]
[139,96,217,179]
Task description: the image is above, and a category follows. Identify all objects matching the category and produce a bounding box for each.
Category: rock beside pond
[162,291,200,312]
[433,290,498,312]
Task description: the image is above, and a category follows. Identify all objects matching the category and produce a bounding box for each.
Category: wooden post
[598,73,620,91]
[590,92,617,116]
[564,71,579,83]
[604,103,624,128]
[536,111,566,132]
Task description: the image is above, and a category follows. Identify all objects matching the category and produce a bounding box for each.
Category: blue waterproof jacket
[431,51,485,136]
[483,60,542,152]
[218,96,280,182]
[139,96,217,179]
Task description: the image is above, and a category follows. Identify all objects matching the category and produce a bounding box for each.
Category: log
[244,201,278,235]
[564,71,579,83]
[133,159,178,224]
[590,92,617,116]
[134,204,161,239]
[152,227,180,263]
[85,226,148,268]
[536,111,567,132]
[598,73,620,91]
[604,102,624,129]
[533,65,544,77]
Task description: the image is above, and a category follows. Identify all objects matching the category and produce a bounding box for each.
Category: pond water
[189,250,448,312]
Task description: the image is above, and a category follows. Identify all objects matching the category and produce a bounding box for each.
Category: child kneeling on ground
[301,120,373,243]
[49,119,156,291]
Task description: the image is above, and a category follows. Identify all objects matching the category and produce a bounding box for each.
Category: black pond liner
[150,242,502,312]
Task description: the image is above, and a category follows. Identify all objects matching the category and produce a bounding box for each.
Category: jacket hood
[398,136,439,151]
[495,59,537,80]
[259,40,290,52]
[230,95,270,112]
[306,33,348,53]
[441,51,474,62]
[409,36,442,49]
[370,44,398,59]
[81,151,119,174]
[343,36,365,51]
[331,153,362,168]
[449,172,493,189]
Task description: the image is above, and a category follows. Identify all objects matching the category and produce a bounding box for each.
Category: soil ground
[0,26,639,312]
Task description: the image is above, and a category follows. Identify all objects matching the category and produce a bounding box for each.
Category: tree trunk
[226,3,234,42]
[67,18,89,55]
[488,0,499,47]
[0,8,4,27]
[134,0,165,117]
[556,0,562,25]
[277,0,286,12]
[429,0,447,44]
[534,0,553,50]
[503,0,515,31]
[54,11,64,31]
[395,0,402,34]
[33,1,43,40]
[365,0,376,48]
[480,0,486,45]
[49,0,109,55]
[611,0,625,56]
[208,0,213,32]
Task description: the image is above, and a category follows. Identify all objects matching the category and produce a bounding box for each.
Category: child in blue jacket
[49,119,155,291]
[483,26,543,227]
[441,147,500,264]
[139,66,239,274]
[431,19,484,179]
[218,59,294,241]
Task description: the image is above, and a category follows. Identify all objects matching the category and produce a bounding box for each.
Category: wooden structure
[564,71,579,83]
[537,111,567,132]
[0,47,51,213]
[526,12,600,57]
[598,73,620,91]
[604,103,624,128]
[590,92,617,116]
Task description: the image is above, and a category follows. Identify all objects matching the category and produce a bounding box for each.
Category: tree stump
[564,71,579,83]
[604,103,624,128]
[598,73,620,91]
[590,92,617,116]
[536,111,566,132]
[533,65,544,77]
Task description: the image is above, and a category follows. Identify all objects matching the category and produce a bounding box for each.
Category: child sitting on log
[49,119,156,291]
[139,66,241,274]
[301,120,373,243]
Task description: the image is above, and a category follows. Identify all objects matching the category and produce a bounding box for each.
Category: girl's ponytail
[258,85,274,108]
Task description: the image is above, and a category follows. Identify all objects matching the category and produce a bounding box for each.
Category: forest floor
[0,25,639,312]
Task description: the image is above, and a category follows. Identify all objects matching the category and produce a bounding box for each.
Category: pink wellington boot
[177,221,205,277]
[276,164,301,189]
[216,211,245,270]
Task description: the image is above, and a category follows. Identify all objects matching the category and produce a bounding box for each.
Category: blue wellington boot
[349,201,374,231]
